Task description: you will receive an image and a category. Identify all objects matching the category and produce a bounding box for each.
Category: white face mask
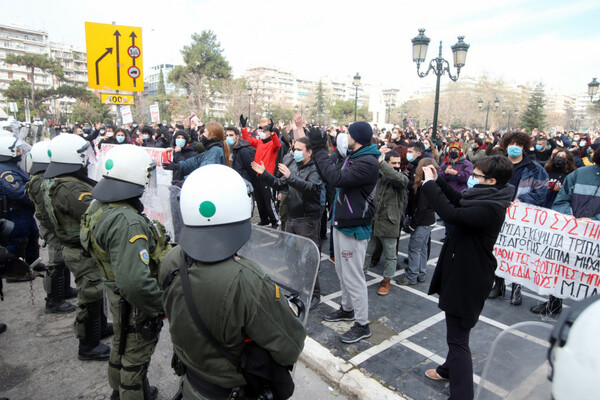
[106,131,114,137]
[258,131,267,140]
[391,134,398,140]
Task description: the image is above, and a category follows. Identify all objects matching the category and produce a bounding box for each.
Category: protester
[541,149,577,209]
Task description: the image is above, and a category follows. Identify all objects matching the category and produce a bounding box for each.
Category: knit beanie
[348,121,373,146]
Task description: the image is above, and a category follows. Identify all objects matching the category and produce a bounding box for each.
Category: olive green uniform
[159,245,306,400]
[41,175,104,337]
[82,199,168,400]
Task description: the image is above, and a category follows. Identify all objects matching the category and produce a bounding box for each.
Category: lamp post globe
[589,78,599,101]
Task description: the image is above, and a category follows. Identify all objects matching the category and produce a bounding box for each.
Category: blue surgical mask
[226,137,235,146]
[579,140,587,147]
[175,138,186,148]
[535,144,543,151]
[293,150,304,163]
[467,175,480,188]
[142,134,149,140]
[507,145,522,158]
[116,136,125,143]
[407,153,415,162]
[424,144,430,150]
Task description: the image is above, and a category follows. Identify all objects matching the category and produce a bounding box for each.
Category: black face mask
[12,155,22,163]
[393,167,401,172]
[553,156,566,169]
[449,151,459,159]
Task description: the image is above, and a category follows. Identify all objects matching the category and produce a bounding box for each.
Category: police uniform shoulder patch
[5,175,14,183]
[129,234,148,243]
[78,192,92,201]
[139,249,150,265]
[274,283,281,299]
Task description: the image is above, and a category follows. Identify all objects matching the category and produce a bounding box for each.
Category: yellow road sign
[85,22,143,92]
[100,93,135,105]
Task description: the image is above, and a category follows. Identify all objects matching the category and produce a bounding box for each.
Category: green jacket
[41,176,93,246]
[159,245,306,389]
[81,200,164,318]
[372,161,409,238]
[466,147,487,163]
[26,172,55,240]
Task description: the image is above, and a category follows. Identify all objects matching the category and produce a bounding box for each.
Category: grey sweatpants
[333,229,369,325]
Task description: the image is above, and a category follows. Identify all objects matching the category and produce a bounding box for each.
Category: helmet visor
[78,141,96,165]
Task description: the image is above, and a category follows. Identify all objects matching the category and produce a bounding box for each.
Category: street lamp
[502,108,518,131]
[294,104,298,113]
[353,72,361,122]
[385,101,395,124]
[588,78,599,102]
[478,98,500,132]
[247,86,252,126]
[411,29,469,143]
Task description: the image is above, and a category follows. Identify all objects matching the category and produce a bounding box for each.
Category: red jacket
[242,128,281,174]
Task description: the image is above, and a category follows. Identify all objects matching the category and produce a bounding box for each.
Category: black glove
[163,161,179,171]
[240,114,248,128]
[307,127,327,149]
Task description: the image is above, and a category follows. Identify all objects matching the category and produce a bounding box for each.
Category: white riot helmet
[27,141,51,174]
[92,144,156,202]
[549,295,600,400]
[179,164,252,262]
[45,133,95,178]
[0,136,19,162]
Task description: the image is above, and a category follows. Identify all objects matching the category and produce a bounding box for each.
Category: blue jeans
[405,225,434,283]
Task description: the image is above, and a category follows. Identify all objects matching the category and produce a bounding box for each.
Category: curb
[300,337,408,400]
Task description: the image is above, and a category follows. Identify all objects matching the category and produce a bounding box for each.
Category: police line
[494,201,600,300]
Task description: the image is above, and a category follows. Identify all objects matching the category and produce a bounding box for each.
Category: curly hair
[500,131,532,150]
[545,150,576,174]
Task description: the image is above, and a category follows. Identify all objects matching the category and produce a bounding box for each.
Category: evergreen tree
[158,68,166,96]
[520,82,547,132]
[313,80,327,124]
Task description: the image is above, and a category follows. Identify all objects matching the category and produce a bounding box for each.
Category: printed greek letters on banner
[494,201,600,300]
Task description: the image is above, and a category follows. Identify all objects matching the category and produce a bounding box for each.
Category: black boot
[530,295,562,315]
[100,305,114,339]
[63,266,77,299]
[45,266,76,314]
[509,283,522,306]
[142,369,158,400]
[488,277,506,299]
[78,299,110,361]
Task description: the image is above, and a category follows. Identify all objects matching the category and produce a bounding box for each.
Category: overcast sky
[4,0,600,96]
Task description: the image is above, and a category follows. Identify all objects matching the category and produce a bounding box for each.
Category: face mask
[407,153,415,162]
[553,156,566,168]
[106,131,114,137]
[293,150,305,163]
[424,144,430,150]
[467,175,480,188]
[391,134,398,140]
[579,140,587,147]
[175,138,186,148]
[479,135,485,139]
[13,155,22,163]
[535,145,543,151]
[393,167,401,172]
[142,134,149,140]
[116,136,125,143]
[507,145,522,158]
[568,134,573,138]
[258,131,267,140]
[472,144,478,149]
[100,130,105,135]
[449,151,459,159]
[226,137,235,146]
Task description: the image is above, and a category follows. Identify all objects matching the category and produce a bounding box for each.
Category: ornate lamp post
[411,29,469,143]
[502,108,518,131]
[588,78,599,103]
[353,72,361,122]
[246,86,252,125]
[478,98,500,132]
[385,101,395,124]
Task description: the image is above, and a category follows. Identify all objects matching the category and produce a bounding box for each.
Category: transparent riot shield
[168,185,184,243]
[475,321,553,400]
[238,225,320,326]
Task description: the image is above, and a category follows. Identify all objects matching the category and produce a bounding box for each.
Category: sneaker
[425,369,448,381]
[530,300,562,316]
[396,277,416,286]
[340,322,371,344]
[271,222,279,229]
[256,221,269,226]
[309,296,320,311]
[323,307,355,322]
[377,279,391,296]
[417,277,427,283]
[329,255,335,262]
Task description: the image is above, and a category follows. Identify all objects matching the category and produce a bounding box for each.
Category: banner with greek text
[494,202,600,300]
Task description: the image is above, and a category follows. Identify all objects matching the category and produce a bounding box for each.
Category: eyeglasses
[471,172,488,180]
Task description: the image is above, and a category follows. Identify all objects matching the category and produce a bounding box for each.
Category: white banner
[494,202,600,300]
[88,144,176,239]
[149,104,160,123]
[120,105,133,124]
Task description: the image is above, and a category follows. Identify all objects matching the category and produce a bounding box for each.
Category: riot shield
[238,225,320,326]
[475,321,553,400]
[168,185,184,243]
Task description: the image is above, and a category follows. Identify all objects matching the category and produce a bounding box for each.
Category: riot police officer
[43,133,112,361]
[81,145,168,400]
[159,165,306,400]
[0,135,38,282]
[26,140,76,313]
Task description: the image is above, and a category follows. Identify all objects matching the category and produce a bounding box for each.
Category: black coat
[424,177,513,329]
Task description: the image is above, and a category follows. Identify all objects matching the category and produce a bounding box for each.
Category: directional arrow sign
[85,22,143,92]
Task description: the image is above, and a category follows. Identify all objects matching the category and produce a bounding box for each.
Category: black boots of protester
[510,283,522,306]
[44,264,76,314]
[78,299,110,361]
[530,295,562,315]
[488,277,506,299]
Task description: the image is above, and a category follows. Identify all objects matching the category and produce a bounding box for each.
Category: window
[8,72,13,79]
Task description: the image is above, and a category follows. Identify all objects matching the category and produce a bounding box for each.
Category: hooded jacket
[553,164,600,220]
[312,144,380,228]
[231,139,256,185]
[242,128,281,175]
[512,155,549,205]
[439,156,473,193]
[372,161,409,237]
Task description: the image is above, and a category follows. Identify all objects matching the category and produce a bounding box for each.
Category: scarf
[460,184,515,209]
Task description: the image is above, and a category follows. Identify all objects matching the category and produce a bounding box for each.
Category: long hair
[414,157,439,193]
[545,149,576,174]
[205,122,231,167]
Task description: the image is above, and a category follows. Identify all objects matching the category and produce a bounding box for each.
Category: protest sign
[149,104,160,123]
[494,201,600,300]
[120,106,133,124]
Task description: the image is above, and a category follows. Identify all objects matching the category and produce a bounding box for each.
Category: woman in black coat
[420,155,515,400]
